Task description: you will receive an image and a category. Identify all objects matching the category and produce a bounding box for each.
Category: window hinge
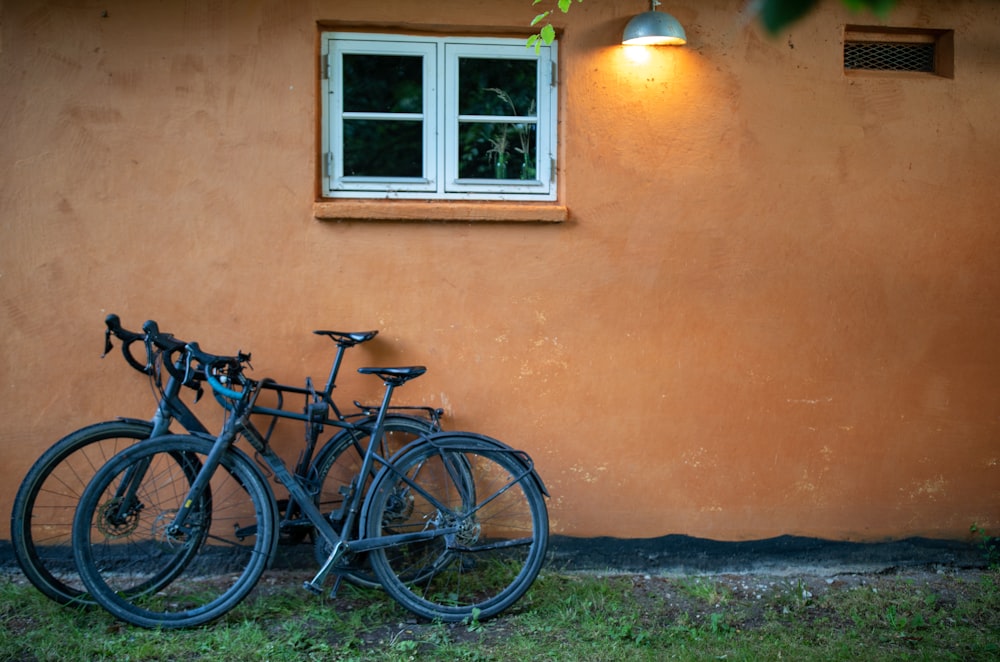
[321,53,332,80]
[550,60,557,87]
[550,157,556,182]
[325,152,333,177]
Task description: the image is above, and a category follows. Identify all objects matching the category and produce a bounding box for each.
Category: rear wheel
[10,420,156,605]
[73,434,277,629]
[364,434,548,621]
[311,415,436,587]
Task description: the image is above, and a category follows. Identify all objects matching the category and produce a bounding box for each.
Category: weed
[463,607,484,632]
[766,577,815,618]
[970,523,999,568]
[675,576,730,606]
[707,611,730,635]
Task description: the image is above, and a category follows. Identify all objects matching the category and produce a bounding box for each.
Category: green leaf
[842,0,896,14]
[758,0,822,35]
[531,10,551,26]
[759,0,898,34]
[558,0,572,12]
[540,23,556,45]
[865,0,897,16]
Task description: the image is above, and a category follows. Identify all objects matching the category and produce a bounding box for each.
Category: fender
[311,413,441,476]
[111,417,156,430]
[112,416,214,441]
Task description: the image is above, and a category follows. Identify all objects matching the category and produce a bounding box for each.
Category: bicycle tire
[10,419,157,605]
[311,414,437,588]
[73,434,278,629]
[363,433,548,622]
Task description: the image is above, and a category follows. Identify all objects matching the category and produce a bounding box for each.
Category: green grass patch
[2,568,998,661]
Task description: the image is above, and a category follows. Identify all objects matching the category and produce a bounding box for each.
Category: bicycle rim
[365,436,548,621]
[10,419,154,605]
[73,434,277,628]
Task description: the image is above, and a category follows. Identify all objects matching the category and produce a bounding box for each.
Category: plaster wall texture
[1,0,998,542]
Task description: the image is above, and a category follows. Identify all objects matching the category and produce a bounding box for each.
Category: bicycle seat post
[366,381,398,443]
[320,343,347,400]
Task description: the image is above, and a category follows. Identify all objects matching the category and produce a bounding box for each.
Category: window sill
[313,200,568,223]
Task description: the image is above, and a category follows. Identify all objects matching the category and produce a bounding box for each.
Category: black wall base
[547,534,986,575]
[0,535,987,577]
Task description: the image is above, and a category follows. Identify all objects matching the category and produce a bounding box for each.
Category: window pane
[458,122,537,180]
[343,54,423,113]
[344,120,423,177]
[459,58,537,117]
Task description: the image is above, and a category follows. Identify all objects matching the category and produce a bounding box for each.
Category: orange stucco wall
[1,0,998,543]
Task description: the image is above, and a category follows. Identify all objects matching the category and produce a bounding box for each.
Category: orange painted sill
[313,200,568,223]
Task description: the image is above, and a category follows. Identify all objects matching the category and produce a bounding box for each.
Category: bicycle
[72,343,549,628]
[11,315,441,605]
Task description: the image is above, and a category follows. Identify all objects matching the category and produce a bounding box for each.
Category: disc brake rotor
[96,497,142,538]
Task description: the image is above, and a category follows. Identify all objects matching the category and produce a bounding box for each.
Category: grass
[2,567,999,661]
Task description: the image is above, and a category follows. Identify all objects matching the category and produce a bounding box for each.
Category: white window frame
[321,32,558,201]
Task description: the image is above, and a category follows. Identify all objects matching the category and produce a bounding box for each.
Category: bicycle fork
[103,379,183,526]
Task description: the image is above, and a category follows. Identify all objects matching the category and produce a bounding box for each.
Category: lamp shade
[622,10,687,45]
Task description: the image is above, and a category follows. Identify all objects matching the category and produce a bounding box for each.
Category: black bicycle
[11,315,440,605]
[72,343,549,628]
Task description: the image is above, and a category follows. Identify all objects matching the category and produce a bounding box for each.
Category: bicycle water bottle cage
[313,330,378,347]
[357,366,427,386]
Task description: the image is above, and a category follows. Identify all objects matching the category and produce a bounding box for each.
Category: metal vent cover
[844,41,936,72]
[843,27,954,78]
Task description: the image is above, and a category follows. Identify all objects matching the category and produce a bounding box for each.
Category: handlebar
[104,314,204,389]
[184,342,253,403]
[103,314,150,373]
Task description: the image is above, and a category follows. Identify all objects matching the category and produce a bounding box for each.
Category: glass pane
[343,54,423,113]
[344,120,423,177]
[458,121,537,180]
[459,58,537,117]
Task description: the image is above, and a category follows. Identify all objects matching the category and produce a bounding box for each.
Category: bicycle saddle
[312,330,378,347]
[357,366,427,386]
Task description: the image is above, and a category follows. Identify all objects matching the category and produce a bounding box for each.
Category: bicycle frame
[237,375,442,535]
[159,371,462,595]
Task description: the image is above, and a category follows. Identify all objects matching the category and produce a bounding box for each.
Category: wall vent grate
[844,41,935,72]
[843,27,954,78]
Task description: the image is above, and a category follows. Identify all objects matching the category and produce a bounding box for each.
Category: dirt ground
[242,563,996,649]
[2,552,996,656]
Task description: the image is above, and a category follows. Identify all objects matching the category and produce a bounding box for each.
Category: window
[321,33,558,201]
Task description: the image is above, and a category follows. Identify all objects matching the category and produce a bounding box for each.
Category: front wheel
[364,434,548,622]
[73,434,278,629]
